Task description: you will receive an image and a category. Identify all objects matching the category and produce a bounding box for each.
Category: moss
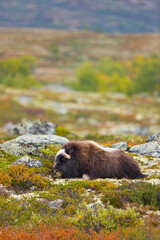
[34,144,61,176]
[83,133,146,145]
[51,180,116,193]
[55,126,71,137]
[0,149,18,170]
[55,126,80,140]
[40,144,61,157]
[0,135,16,144]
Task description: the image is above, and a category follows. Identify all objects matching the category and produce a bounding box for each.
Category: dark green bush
[121,182,160,209]
[101,190,123,208]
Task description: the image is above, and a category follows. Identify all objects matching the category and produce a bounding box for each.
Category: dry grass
[0,28,159,82]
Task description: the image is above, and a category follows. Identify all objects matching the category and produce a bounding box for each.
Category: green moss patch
[0,149,18,170]
[84,133,147,146]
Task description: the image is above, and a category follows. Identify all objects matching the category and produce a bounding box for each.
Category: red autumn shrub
[0,224,121,240]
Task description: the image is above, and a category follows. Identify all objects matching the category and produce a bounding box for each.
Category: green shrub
[71,203,139,233]
[121,182,160,209]
[0,56,38,88]
[133,56,160,93]
[72,56,160,94]
[76,62,99,91]
[101,190,123,208]
[0,196,51,226]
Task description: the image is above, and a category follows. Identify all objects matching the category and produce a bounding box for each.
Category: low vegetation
[0,164,52,190]
[0,28,159,239]
[0,56,38,88]
[0,137,159,239]
[72,56,160,94]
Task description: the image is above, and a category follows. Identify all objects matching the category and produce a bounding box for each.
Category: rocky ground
[0,85,160,137]
[0,119,159,239]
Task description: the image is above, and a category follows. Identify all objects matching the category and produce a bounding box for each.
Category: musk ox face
[54,144,76,178]
[54,140,146,179]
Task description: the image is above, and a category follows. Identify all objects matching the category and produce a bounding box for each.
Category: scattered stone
[44,83,71,93]
[0,134,69,157]
[4,122,15,132]
[12,156,42,168]
[49,199,64,209]
[87,201,104,210]
[146,133,160,143]
[111,141,129,151]
[129,142,160,157]
[8,119,56,135]
[122,125,150,136]
[37,198,64,209]
[15,95,33,106]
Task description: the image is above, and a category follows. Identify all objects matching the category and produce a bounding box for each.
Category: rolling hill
[0,0,160,33]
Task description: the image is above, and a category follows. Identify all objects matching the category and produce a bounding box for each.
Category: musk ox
[54,140,146,179]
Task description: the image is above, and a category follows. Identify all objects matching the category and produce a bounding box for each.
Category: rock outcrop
[8,119,56,135]
[129,133,160,157]
[111,141,129,151]
[12,156,42,168]
[146,133,160,143]
[0,134,69,157]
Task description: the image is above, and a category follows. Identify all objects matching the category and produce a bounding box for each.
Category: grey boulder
[12,156,42,168]
[0,134,69,157]
[146,133,160,143]
[111,141,129,151]
[37,198,64,209]
[129,142,160,157]
[8,119,56,135]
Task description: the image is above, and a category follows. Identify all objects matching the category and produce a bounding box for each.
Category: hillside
[0,27,159,86]
[0,0,160,33]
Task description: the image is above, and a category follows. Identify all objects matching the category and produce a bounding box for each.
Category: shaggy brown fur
[54,140,146,179]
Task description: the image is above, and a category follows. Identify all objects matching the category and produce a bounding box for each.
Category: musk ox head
[54,142,77,178]
[54,140,146,179]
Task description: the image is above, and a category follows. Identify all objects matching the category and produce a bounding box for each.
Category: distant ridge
[0,0,160,33]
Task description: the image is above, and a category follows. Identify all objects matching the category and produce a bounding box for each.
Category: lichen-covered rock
[49,199,64,209]
[12,156,42,168]
[8,119,56,135]
[37,198,64,209]
[111,141,129,151]
[0,134,69,157]
[129,142,160,157]
[146,133,160,143]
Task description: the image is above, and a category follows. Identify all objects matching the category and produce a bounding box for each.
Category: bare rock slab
[12,156,42,167]
[129,142,160,157]
[146,133,160,143]
[8,119,56,135]
[0,134,69,157]
[111,141,129,151]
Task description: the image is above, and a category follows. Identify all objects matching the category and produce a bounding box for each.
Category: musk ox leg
[82,174,90,180]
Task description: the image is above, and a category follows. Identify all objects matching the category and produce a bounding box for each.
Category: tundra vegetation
[0,55,160,94]
[72,56,160,94]
[0,131,160,239]
[0,29,159,239]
